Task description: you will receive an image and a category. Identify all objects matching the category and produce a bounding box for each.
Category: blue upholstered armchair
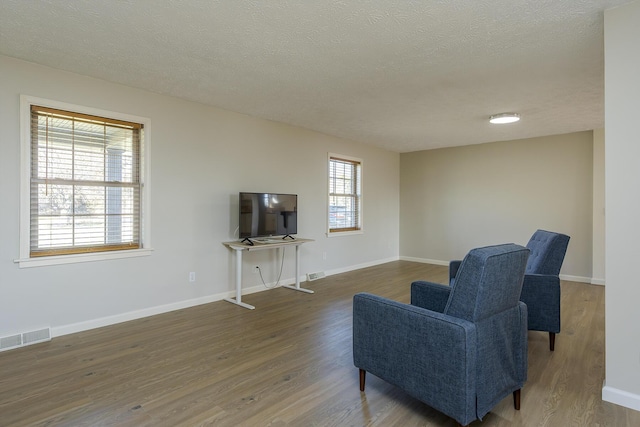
[449,230,570,351]
[520,230,570,350]
[353,244,529,427]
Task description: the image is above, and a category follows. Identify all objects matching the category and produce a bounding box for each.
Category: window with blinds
[29,105,143,257]
[328,155,362,233]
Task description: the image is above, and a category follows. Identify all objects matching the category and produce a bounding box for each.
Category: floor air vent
[0,327,51,352]
[307,271,326,281]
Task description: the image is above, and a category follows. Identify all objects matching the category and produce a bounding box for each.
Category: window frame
[17,95,152,268]
[327,153,363,236]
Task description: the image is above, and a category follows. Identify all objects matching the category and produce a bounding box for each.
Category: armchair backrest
[444,244,530,322]
[525,230,570,275]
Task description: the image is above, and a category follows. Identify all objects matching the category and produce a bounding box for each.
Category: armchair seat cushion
[410,280,450,312]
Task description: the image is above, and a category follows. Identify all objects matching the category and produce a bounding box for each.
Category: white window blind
[29,105,143,257]
[329,155,362,233]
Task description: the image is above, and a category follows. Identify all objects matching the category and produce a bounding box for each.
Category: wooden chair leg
[549,332,556,351]
[513,389,521,410]
[359,369,366,391]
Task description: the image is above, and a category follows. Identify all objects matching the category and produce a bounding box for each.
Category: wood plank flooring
[1,261,638,426]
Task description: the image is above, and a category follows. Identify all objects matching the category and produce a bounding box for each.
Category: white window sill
[326,230,364,238]
[15,248,153,268]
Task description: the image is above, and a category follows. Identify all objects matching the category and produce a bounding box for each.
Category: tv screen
[239,192,297,239]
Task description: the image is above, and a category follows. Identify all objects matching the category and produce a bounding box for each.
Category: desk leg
[283,244,314,294]
[224,248,255,309]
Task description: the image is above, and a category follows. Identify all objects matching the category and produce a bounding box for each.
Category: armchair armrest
[449,260,462,282]
[411,280,451,313]
[520,274,561,333]
[353,293,476,423]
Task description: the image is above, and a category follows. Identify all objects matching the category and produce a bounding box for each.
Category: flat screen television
[239,192,297,242]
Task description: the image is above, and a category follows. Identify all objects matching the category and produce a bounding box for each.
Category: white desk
[222,238,314,309]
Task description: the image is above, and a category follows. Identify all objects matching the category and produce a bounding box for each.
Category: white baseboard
[52,293,224,337]
[53,255,594,339]
[400,256,598,284]
[399,256,449,266]
[324,256,400,276]
[51,277,305,338]
[602,382,640,411]
[52,259,405,338]
[559,274,591,284]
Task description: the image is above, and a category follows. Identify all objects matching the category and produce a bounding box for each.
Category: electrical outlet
[254,265,260,274]
[189,272,196,282]
[322,252,327,260]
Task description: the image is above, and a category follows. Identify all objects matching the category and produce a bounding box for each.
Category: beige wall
[592,128,605,285]
[0,55,400,338]
[400,132,594,280]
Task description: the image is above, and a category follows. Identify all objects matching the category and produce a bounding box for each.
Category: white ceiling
[0,1,630,152]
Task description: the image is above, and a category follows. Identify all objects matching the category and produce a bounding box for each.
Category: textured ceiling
[0,0,630,152]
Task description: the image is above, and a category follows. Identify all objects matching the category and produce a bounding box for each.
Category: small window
[328,154,362,234]
[19,97,150,266]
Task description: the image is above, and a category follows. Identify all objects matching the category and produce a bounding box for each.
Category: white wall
[603,0,640,410]
[399,132,594,281]
[0,55,400,338]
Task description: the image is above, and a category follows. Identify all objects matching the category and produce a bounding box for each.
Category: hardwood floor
[1,261,638,426]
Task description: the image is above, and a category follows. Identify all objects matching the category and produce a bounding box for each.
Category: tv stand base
[222,297,256,310]
[282,284,314,294]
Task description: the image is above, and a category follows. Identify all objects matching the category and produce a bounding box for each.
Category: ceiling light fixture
[489,113,520,124]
